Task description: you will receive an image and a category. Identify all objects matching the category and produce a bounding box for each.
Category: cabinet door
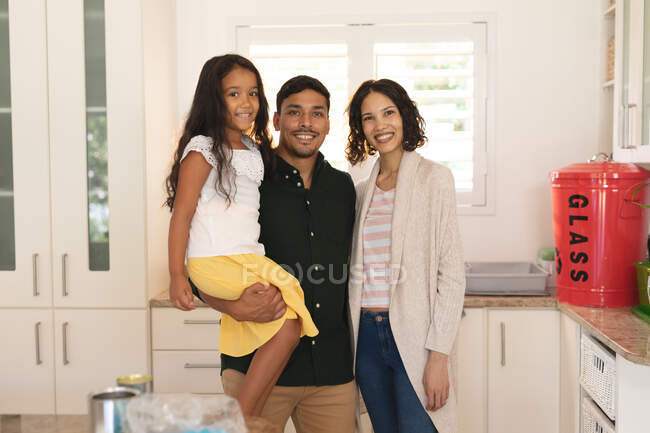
[0,0,52,307]
[54,309,148,414]
[613,0,650,162]
[487,310,560,433]
[457,308,487,433]
[0,309,55,414]
[559,313,580,433]
[47,0,146,308]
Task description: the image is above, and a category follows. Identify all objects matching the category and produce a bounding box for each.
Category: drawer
[579,332,616,420]
[153,350,223,394]
[152,308,220,350]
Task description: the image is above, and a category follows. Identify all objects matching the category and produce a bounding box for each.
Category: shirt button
[312,340,316,345]
[314,265,320,271]
[310,231,314,237]
[293,169,298,174]
[284,175,289,179]
[297,182,302,187]
[306,200,310,206]
[316,303,320,308]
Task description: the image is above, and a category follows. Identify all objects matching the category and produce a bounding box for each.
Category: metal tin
[116,374,153,394]
[88,386,139,433]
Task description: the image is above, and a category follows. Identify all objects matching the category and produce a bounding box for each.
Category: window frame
[230,14,496,215]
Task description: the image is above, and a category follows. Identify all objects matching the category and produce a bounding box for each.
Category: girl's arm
[168,152,211,311]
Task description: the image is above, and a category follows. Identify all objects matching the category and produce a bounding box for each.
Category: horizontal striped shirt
[361,185,395,309]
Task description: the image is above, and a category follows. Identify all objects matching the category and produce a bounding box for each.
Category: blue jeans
[356,311,438,433]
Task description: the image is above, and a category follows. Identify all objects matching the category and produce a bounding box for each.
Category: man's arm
[198,282,286,323]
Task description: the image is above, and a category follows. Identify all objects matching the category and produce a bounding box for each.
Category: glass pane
[0,0,15,270]
[249,44,349,170]
[375,42,475,192]
[84,0,109,270]
[642,0,650,146]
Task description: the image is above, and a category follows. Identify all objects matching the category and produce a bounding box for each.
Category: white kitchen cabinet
[0,310,55,414]
[0,0,52,308]
[47,0,146,308]
[487,310,560,433]
[457,308,487,433]
[612,0,650,162]
[1,0,146,309]
[53,310,147,414]
[559,313,580,433]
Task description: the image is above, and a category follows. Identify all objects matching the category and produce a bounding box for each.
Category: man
[182,75,357,432]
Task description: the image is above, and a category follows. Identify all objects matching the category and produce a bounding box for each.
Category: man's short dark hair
[276,75,331,113]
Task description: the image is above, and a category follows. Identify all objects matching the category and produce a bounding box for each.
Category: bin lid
[549,161,650,181]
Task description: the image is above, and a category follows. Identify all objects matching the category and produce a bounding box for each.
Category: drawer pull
[35,322,42,365]
[500,322,506,367]
[62,322,70,365]
[183,319,221,325]
[184,363,221,369]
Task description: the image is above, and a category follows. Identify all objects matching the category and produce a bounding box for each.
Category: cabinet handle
[62,253,68,296]
[35,322,42,365]
[62,322,69,365]
[183,319,221,325]
[628,103,637,149]
[32,253,39,296]
[183,363,221,369]
[500,322,506,367]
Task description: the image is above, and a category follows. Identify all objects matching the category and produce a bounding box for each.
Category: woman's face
[221,66,260,134]
[360,91,404,157]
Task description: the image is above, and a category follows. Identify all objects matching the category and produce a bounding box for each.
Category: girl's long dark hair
[165,54,273,209]
[346,79,426,166]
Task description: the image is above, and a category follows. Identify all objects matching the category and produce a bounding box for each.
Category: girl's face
[360,91,404,157]
[221,66,260,135]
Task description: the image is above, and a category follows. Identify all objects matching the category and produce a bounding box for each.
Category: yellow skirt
[186,254,318,357]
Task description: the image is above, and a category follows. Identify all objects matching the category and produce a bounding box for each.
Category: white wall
[169,0,601,267]
[143,0,178,298]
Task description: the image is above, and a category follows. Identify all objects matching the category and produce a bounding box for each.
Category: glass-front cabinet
[613,0,650,162]
[0,0,52,307]
[0,0,146,308]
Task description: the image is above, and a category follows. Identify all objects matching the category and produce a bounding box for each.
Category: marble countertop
[558,302,650,366]
[150,290,559,309]
[0,414,280,433]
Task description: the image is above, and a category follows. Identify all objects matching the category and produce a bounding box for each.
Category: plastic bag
[126,393,247,433]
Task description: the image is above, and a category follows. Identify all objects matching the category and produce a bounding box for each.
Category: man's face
[273,89,330,159]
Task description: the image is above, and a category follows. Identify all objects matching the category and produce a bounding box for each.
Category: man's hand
[200,282,286,323]
[170,275,196,311]
[422,350,450,411]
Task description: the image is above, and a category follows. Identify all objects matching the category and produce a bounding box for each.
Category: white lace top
[180,135,265,258]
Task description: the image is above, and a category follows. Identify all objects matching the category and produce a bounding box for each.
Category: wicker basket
[582,397,615,433]
[580,333,617,420]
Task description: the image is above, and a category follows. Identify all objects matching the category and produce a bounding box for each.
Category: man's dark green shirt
[220,153,356,386]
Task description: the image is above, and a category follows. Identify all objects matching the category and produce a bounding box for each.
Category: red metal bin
[550,160,650,307]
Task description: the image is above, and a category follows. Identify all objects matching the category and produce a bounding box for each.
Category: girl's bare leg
[237,318,301,416]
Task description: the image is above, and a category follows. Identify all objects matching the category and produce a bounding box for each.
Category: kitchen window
[236,20,492,208]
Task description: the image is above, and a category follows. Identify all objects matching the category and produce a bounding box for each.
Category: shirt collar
[275,152,327,186]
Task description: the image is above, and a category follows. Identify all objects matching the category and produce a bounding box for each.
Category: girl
[166,54,318,416]
[346,79,465,433]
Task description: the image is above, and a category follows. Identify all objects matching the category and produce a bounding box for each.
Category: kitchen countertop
[0,414,280,433]
[150,290,559,309]
[558,302,650,366]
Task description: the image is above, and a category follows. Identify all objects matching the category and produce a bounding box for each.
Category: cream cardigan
[349,150,465,433]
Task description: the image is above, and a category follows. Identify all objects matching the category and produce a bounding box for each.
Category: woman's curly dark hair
[165,54,273,209]
[346,79,426,166]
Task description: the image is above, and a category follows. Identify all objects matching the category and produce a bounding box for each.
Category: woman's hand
[422,350,450,411]
[170,275,196,311]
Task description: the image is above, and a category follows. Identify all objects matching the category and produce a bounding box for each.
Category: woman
[346,79,465,433]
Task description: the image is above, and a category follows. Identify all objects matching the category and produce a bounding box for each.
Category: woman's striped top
[361,184,395,309]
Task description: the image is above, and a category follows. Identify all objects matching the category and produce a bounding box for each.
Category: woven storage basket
[582,397,615,433]
[580,333,617,420]
[607,37,615,82]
